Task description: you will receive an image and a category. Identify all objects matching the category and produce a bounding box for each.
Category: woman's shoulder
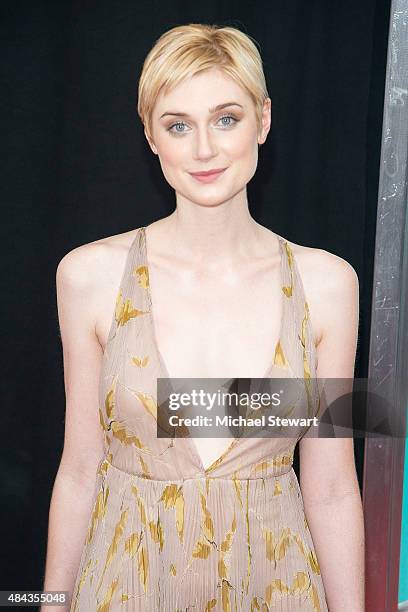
[276,231,358,285]
[56,227,142,293]
[268,229,359,347]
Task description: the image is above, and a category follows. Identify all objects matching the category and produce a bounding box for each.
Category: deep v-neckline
[140,224,287,474]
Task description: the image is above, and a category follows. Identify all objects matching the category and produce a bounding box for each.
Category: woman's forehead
[154,73,250,115]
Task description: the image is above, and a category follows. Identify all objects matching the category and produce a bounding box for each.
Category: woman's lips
[189,168,227,183]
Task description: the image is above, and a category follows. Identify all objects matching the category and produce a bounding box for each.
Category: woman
[43,23,365,611]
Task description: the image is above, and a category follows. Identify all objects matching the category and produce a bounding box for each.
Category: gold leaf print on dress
[191,482,217,560]
[106,389,114,421]
[310,582,322,612]
[133,391,157,421]
[131,355,150,367]
[243,479,252,596]
[264,570,321,608]
[86,486,109,545]
[97,454,113,476]
[300,301,312,380]
[133,264,149,289]
[103,380,148,449]
[282,284,293,298]
[232,472,243,508]
[192,538,212,559]
[264,524,322,576]
[102,509,129,573]
[292,533,321,575]
[99,381,117,447]
[218,512,237,609]
[170,563,176,576]
[174,489,184,542]
[111,421,145,449]
[96,577,119,612]
[70,558,92,612]
[124,531,142,557]
[274,479,282,496]
[299,301,315,417]
[205,599,217,610]
[95,510,128,600]
[132,490,147,527]
[265,528,275,563]
[115,289,148,326]
[132,486,163,554]
[275,527,292,561]
[274,339,288,367]
[220,512,237,553]
[250,596,264,610]
[148,515,164,551]
[99,403,112,448]
[282,242,294,297]
[265,578,290,604]
[218,558,227,579]
[220,577,233,611]
[103,377,117,422]
[252,452,293,476]
[308,550,321,574]
[159,483,179,507]
[290,570,311,595]
[199,492,215,541]
[265,572,310,606]
[99,408,107,432]
[159,484,184,543]
[138,455,151,478]
[285,241,294,268]
[138,545,149,591]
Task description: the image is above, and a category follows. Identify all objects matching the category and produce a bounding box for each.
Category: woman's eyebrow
[159,102,244,119]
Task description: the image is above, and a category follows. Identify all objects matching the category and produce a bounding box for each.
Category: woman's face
[146,67,271,207]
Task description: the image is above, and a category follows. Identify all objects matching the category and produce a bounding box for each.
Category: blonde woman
[43,23,364,611]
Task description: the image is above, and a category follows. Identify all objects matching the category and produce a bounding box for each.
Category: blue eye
[218,115,237,127]
[169,122,187,134]
[167,114,239,135]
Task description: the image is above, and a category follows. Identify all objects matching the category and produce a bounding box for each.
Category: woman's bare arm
[41,244,107,611]
[299,252,364,611]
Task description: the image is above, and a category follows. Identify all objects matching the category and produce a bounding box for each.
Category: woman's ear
[144,127,158,155]
[258,97,272,145]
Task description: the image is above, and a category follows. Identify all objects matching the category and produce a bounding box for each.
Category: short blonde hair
[137,23,269,140]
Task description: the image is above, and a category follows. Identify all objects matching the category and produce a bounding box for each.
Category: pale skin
[43,67,364,610]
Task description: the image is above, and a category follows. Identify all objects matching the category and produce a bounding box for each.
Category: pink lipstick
[188,168,227,183]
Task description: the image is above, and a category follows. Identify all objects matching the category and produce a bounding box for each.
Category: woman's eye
[167,115,238,135]
[168,122,187,134]
[217,115,238,127]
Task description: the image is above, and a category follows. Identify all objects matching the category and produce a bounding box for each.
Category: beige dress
[69,226,329,611]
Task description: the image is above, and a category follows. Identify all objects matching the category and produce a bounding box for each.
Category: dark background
[1,0,390,591]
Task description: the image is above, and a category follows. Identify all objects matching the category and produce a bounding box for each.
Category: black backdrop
[1,0,390,591]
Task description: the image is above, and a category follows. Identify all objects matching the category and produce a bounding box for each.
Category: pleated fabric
[69,226,329,611]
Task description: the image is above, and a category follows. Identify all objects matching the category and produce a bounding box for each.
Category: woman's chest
[147,267,285,380]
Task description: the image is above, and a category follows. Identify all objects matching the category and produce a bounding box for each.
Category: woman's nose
[193,126,218,159]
